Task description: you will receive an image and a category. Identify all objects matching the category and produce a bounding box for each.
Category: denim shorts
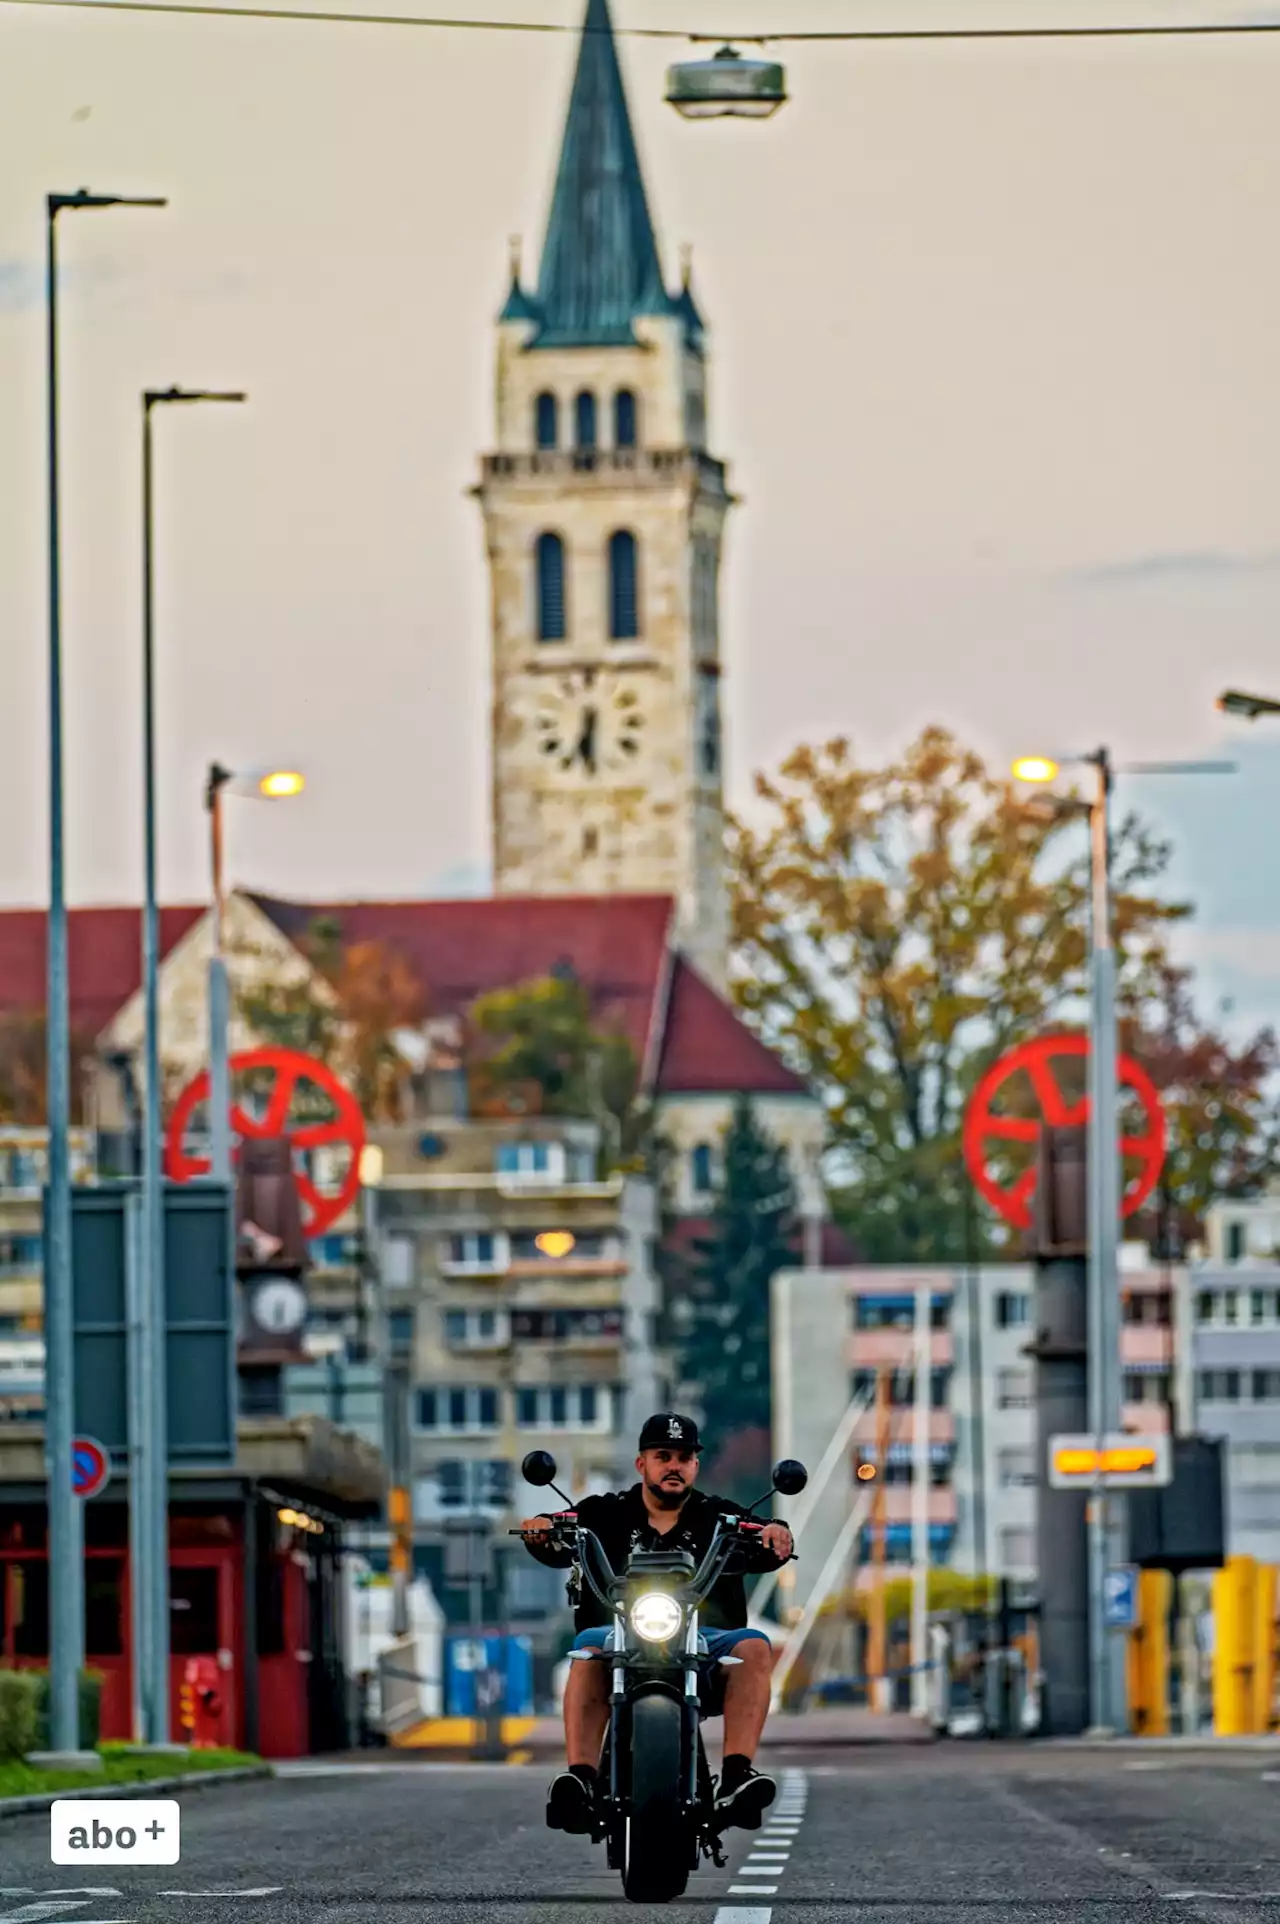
[572,1625,770,1658]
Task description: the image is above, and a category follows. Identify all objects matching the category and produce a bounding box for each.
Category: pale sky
[2,0,1278,1035]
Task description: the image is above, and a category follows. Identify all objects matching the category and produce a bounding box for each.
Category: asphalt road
[5,1743,1280,1924]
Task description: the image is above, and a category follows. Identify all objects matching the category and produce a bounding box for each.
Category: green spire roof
[530,0,672,348]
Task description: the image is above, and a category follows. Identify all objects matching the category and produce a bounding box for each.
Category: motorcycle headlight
[629,1590,683,1643]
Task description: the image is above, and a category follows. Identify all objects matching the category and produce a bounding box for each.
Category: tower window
[614,389,638,449]
[608,531,639,641]
[535,391,559,451]
[574,391,597,451]
[535,532,566,642]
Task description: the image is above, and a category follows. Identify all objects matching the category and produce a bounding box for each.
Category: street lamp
[45,187,165,1761]
[1218,689,1280,721]
[139,387,245,1744]
[1012,747,1233,1734]
[205,762,305,1187]
[666,44,788,119]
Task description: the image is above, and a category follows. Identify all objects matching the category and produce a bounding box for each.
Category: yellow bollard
[1253,1564,1277,1734]
[1213,1555,1258,1735]
[1127,1569,1171,1736]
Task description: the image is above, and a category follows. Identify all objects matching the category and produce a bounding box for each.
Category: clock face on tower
[534,668,646,781]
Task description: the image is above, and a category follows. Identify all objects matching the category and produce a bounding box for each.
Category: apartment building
[772,1260,1180,1621]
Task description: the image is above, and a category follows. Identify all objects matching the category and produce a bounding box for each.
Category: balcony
[850,1329,953,1369]
[479,447,728,497]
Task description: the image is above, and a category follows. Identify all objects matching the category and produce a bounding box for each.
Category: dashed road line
[723,1768,806,1910]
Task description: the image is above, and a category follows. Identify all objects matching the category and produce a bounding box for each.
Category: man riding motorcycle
[519,1412,794,1838]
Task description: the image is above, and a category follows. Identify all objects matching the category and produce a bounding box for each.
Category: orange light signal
[856,1462,877,1482]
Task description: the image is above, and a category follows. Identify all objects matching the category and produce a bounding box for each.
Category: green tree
[728,726,1192,1260]
[467,972,645,1169]
[0,1011,96,1126]
[676,1097,797,1505]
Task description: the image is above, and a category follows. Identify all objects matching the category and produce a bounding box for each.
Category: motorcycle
[515,1448,808,1904]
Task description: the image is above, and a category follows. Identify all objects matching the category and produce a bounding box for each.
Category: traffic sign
[72,1435,110,1500]
[1047,1432,1172,1490]
[1104,1566,1138,1630]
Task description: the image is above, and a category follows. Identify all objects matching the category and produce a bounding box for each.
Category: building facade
[477,0,732,990]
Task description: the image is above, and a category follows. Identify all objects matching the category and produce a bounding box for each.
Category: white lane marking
[1165,1895,1280,1902]
[729,1887,777,1897]
[157,1893,282,1900]
[714,1911,771,1924]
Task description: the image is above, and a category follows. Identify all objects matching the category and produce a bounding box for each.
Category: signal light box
[1047,1432,1172,1490]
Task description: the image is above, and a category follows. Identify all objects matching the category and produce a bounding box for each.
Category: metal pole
[141,395,170,1744]
[911,1282,931,1716]
[868,1363,891,1711]
[44,194,83,1759]
[207,768,233,1188]
[1086,747,1122,1734]
[124,1186,150,1744]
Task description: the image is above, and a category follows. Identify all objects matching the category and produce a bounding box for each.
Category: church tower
[476,0,732,989]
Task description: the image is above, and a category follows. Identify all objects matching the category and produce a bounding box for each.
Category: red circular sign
[165,1047,366,1239]
[72,1435,110,1500]
[963,1034,1166,1230]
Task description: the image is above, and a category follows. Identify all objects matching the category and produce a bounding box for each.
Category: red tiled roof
[249,891,676,1077]
[0,893,813,1104]
[0,905,206,1038]
[655,958,808,1097]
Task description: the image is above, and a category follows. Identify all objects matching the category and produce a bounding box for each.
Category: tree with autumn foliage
[0,1012,96,1126]
[466,971,645,1169]
[1124,963,1280,1252]
[237,917,427,1123]
[728,726,1208,1259]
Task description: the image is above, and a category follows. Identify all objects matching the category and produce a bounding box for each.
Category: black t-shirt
[524,1484,787,1634]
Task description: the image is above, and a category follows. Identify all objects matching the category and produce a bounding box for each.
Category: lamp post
[1218,689,1280,722]
[204,763,305,1185]
[1012,748,1233,1733]
[139,387,245,1743]
[45,187,165,1760]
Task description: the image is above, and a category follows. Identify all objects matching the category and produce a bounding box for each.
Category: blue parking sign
[1104,1566,1138,1629]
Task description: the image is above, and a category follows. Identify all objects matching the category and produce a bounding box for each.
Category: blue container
[444,1634,534,1717]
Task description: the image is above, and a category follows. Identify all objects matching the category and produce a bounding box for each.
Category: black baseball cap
[639,1412,702,1453]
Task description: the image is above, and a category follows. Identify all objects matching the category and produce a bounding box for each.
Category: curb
[0,1764,273,1821]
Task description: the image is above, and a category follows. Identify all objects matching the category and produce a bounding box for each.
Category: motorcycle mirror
[772,1459,808,1497]
[522,1450,559,1487]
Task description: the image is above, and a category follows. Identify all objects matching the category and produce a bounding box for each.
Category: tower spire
[532,0,669,347]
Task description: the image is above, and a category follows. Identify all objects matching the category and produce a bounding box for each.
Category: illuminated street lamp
[205,762,306,1186]
[666,44,787,119]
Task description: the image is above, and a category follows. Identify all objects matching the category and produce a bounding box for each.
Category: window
[514,1384,610,1432]
[1196,1291,1215,1324]
[614,389,638,447]
[424,1458,512,1514]
[998,1448,1036,1489]
[1197,1370,1242,1403]
[414,1386,501,1433]
[535,391,559,450]
[1252,1290,1270,1327]
[495,1141,566,1185]
[443,1232,507,1273]
[690,1144,714,1197]
[1227,1221,1246,1262]
[1123,1293,1171,1327]
[442,1308,504,1349]
[997,1367,1032,1410]
[1124,1371,1170,1406]
[854,1297,913,1331]
[1253,1370,1280,1402]
[608,530,639,640]
[382,1236,415,1289]
[931,1297,951,1331]
[536,532,566,642]
[995,1292,1030,1329]
[574,390,597,450]
[387,1309,415,1351]
[1224,1291,1240,1326]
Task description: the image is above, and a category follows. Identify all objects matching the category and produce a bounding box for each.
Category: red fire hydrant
[185,1655,224,1749]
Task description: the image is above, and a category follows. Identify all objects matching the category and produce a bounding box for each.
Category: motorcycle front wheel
[621,1692,692,1903]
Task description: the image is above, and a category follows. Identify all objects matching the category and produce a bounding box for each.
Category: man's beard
[646,1474,690,1511]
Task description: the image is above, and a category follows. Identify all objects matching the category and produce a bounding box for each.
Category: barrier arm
[752,1385,874,1623]
[769,1481,876,1711]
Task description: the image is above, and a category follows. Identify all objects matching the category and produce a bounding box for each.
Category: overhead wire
[2,0,1280,40]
